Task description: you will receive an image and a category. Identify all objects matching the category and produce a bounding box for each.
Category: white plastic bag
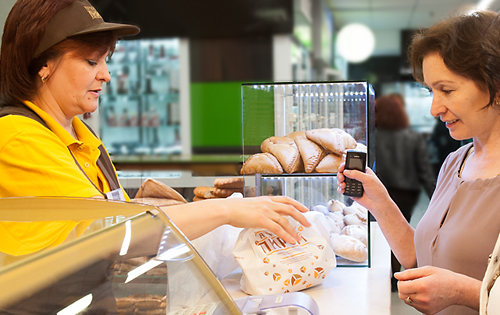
[232,216,336,295]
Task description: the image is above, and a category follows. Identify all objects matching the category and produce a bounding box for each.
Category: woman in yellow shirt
[0,0,309,257]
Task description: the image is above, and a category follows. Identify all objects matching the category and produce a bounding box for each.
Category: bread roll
[240,153,283,174]
[261,136,303,173]
[315,153,344,173]
[135,299,162,309]
[244,186,274,197]
[214,177,244,189]
[305,128,356,155]
[344,212,368,226]
[327,212,345,230]
[213,187,244,198]
[193,186,215,199]
[331,234,368,262]
[327,199,346,213]
[192,196,206,202]
[132,197,185,207]
[355,142,367,152]
[135,178,187,203]
[294,136,325,173]
[343,203,368,216]
[342,225,368,246]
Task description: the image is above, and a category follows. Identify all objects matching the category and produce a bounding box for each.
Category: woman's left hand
[395,266,481,314]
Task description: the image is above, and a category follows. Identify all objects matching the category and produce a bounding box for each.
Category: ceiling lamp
[336,23,375,63]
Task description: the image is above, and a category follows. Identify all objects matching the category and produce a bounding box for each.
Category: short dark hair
[0,0,116,107]
[408,10,500,110]
[375,94,410,130]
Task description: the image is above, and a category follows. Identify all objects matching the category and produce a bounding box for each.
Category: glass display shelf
[242,81,375,268]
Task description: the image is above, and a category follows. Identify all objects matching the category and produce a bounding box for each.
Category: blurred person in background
[375,93,436,291]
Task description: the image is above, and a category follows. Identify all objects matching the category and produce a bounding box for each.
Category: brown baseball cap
[34,0,140,58]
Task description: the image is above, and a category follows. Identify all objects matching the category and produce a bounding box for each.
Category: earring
[496,99,500,106]
[41,76,48,84]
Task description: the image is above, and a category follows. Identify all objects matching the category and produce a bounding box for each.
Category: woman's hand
[395,266,481,314]
[336,163,392,215]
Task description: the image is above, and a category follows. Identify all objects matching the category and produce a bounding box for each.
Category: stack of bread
[116,293,167,315]
[192,177,244,201]
[112,256,168,277]
[329,200,368,263]
[241,128,364,175]
[311,199,368,263]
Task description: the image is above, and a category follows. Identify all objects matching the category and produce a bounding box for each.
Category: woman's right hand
[336,163,392,217]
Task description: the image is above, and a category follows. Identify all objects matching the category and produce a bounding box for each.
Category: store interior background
[0,0,496,313]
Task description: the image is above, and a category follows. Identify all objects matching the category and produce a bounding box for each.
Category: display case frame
[0,197,241,314]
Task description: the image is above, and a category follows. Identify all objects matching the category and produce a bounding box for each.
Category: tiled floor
[390,190,430,315]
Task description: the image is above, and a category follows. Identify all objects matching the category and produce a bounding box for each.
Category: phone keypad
[344,178,363,197]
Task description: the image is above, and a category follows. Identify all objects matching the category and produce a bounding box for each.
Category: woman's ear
[37,62,53,84]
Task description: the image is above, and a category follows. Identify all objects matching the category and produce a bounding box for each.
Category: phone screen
[348,157,364,171]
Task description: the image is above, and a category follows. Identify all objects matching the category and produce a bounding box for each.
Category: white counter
[221,222,392,315]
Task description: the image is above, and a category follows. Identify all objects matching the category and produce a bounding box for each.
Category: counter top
[221,222,391,314]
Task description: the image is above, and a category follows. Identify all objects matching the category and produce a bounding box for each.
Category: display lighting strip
[57,294,93,315]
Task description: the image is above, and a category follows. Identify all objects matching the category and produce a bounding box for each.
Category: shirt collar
[22,100,100,148]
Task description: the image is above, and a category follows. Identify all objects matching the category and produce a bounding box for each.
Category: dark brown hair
[375,94,410,130]
[0,0,116,107]
[408,10,500,109]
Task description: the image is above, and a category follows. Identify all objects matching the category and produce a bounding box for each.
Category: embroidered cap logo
[84,6,102,19]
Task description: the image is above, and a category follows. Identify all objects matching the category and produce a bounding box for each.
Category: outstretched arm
[160,196,311,244]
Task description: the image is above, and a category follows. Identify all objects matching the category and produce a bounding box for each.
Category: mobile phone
[343,150,367,197]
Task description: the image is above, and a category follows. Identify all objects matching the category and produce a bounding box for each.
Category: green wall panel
[190,82,243,148]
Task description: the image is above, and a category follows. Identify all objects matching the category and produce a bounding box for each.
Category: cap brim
[72,22,140,38]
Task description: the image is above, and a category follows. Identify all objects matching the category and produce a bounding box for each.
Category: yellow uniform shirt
[0,101,129,256]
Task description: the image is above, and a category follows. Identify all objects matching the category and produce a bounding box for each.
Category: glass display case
[0,197,240,315]
[99,39,182,157]
[242,81,375,267]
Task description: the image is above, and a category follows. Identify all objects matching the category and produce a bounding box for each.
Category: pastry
[240,153,283,174]
[294,136,325,173]
[343,212,368,226]
[305,128,356,155]
[132,197,185,207]
[331,234,368,262]
[214,177,244,189]
[115,298,134,309]
[343,204,367,216]
[244,186,274,197]
[214,187,244,198]
[128,293,153,300]
[193,186,216,199]
[261,136,303,173]
[192,196,206,202]
[135,299,162,309]
[135,178,187,203]
[327,199,346,213]
[285,130,306,140]
[315,153,344,173]
[355,142,367,152]
[342,225,368,246]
